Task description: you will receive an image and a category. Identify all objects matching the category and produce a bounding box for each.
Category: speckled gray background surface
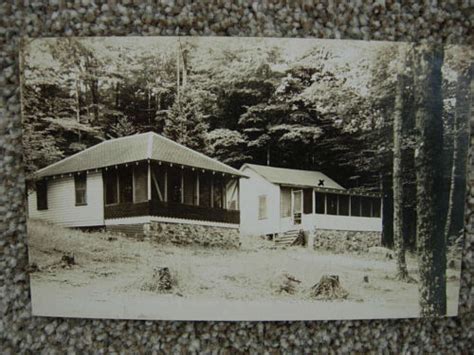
[1,1,473,353]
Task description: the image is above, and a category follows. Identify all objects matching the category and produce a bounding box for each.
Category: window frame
[258,194,268,220]
[36,180,48,211]
[74,173,87,206]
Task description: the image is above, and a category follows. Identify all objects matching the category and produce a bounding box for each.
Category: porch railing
[104,200,240,224]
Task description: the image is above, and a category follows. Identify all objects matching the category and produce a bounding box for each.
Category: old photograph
[20,37,471,320]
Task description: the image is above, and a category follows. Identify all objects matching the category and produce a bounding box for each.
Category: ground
[27,219,461,321]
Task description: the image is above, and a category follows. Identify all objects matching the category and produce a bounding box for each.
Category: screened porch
[103,161,240,224]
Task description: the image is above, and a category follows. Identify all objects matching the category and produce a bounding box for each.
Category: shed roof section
[241,164,345,190]
[35,132,246,179]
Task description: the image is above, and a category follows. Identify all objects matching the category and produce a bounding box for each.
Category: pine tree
[413,43,447,317]
[163,91,208,152]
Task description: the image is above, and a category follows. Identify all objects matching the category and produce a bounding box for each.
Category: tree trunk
[75,76,81,143]
[445,65,472,244]
[381,173,394,248]
[392,47,409,280]
[413,43,447,317]
[176,45,180,105]
[90,78,99,123]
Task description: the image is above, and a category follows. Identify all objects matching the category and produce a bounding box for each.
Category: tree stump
[61,253,75,267]
[277,273,301,294]
[310,275,349,300]
[154,267,172,291]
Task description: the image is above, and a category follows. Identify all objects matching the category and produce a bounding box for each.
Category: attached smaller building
[239,164,382,237]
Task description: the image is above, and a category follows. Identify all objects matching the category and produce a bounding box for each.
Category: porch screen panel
[326,193,338,215]
[372,198,381,217]
[361,197,372,217]
[104,170,118,205]
[338,195,349,215]
[167,167,182,203]
[183,170,196,205]
[119,167,133,203]
[134,164,148,202]
[199,172,211,207]
[280,187,291,217]
[226,179,239,210]
[151,165,166,202]
[350,196,361,216]
[213,176,224,208]
[303,188,313,214]
[315,192,325,214]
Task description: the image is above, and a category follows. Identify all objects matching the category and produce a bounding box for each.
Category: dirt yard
[27,219,461,321]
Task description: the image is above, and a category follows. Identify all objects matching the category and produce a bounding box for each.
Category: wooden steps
[274,230,301,247]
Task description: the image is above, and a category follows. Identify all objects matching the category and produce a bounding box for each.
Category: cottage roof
[35,132,246,179]
[241,164,345,190]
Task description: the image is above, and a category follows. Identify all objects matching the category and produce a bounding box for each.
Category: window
[134,164,148,202]
[104,170,118,205]
[74,174,87,206]
[361,197,372,217]
[280,187,291,217]
[119,167,133,203]
[315,192,325,214]
[36,180,48,210]
[338,195,349,216]
[350,196,361,216]
[258,195,267,220]
[326,193,338,215]
[371,198,381,217]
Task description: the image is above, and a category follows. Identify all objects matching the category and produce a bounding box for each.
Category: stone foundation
[144,221,240,248]
[312,229,381,254]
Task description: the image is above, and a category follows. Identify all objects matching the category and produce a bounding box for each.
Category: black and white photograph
[20,36,471,320]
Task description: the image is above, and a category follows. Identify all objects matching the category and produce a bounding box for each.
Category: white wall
[28,172,104,227]
[239,167,280,237]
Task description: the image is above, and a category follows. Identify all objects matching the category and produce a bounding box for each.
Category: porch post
[236,181,239,210]
[180,168,184,204]
[164,167,168,202]
[222,176,227,209]
[210,174,214,207]
[324,192,327,214]
[196,172,200,206]
[349,195,352,216]
[147,160,151,201]
[312,188,316,214]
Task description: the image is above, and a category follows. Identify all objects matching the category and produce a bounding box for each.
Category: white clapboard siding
[239,166,281,237]
[28,172,104,227]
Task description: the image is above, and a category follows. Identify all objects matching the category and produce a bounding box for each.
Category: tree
[206,129,251,167]
[444,47,472,244]
[413,43,447,317]
[392,45,416,281]
[163,90,208,152]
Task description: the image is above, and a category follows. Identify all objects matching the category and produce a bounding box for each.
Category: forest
[21,37,471,317]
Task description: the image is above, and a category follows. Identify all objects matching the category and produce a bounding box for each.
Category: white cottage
[28,132,247,247]
[239,164,382,238]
